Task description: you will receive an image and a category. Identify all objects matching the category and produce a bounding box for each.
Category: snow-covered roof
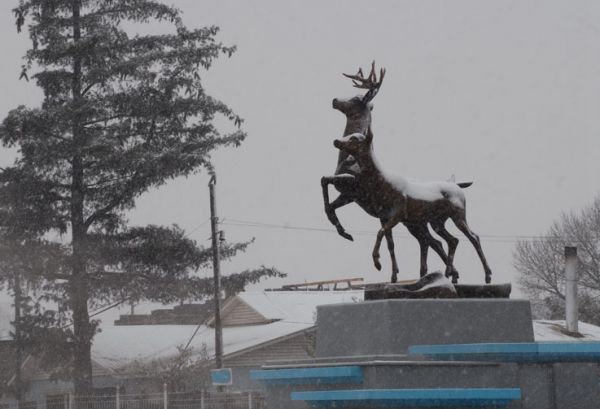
[91,291,363,371]
[533,320,600,342]
[236,290,362,322]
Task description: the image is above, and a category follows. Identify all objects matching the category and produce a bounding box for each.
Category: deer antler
[343,61,386,103]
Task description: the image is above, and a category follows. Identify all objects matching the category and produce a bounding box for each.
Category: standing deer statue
[333,131,493,284]
[321,62,458,282]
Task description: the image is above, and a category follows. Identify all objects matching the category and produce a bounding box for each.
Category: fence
[44,391,265,409]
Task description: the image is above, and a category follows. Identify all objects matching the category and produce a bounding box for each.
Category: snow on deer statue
[333,131,493,284]
[321,62,459,282]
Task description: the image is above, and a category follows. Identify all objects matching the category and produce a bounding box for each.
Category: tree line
[515,196,600,326]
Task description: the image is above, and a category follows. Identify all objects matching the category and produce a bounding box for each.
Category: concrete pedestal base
[316,299,534,357]
[255,298,600,409]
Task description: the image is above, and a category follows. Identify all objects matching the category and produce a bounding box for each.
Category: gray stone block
[518,364,552,409]
[316,299,534,357]
[362,362,518,390]
[552,362,600,409]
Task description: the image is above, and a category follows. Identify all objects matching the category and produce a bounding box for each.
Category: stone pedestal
[316,299,534,357]
[253,298,600,409]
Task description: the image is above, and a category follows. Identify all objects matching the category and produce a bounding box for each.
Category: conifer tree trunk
[1,0,284,398]
[69,0,93,396]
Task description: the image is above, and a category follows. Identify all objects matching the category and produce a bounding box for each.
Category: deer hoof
[485,274,492,284]
[339,230,354,241]
[447,268,459,284]
[373,258,382,271]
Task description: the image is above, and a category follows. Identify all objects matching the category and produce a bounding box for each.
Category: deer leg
[373,228,385,272]
[452,215,492,284]
[382,221,399,283]
[425,229,453,275]
[430,220,460,283]
[321,175,355,241]
[406,222,451,277]
[404,223,430,277]
[373,216,403,283]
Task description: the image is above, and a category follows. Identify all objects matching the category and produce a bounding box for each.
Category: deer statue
[333,131,493,284]
[321,62,458,282]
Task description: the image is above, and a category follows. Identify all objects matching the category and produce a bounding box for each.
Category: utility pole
[14,273,23,408]
[208,175,224,370]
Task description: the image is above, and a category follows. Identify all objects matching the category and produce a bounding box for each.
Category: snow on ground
[533,320,600,341]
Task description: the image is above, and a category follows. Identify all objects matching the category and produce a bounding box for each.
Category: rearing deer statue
[321,62,458,282]
[333,131,493,284]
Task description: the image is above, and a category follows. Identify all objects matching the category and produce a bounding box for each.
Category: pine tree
[1,0,283,396]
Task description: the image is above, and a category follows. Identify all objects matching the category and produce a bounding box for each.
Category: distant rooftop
[114,302,214,326]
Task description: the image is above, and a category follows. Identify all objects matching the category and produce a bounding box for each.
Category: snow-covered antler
[343,61,386,103]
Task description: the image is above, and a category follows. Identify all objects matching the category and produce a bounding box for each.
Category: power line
[220,218,574,244]
[184,218,211,238]
[22,215,572,330]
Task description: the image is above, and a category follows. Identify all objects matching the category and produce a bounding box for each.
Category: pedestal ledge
[364,272,512,300]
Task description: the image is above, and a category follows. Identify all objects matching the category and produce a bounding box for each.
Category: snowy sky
[1,0,600,302]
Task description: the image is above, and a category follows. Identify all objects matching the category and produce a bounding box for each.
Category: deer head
[332,61,385,135]
[333,129,374,156]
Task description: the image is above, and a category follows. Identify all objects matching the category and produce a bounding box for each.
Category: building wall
[225,330,314,368]
[221,299,270,327]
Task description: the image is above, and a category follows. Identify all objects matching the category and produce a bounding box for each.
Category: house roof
[91,290,363,372]
[237,291,362,322]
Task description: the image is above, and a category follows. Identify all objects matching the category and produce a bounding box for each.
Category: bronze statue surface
[364,272,511,300]
[333,131,492,284]
[321,62,458,283]
[322,63,493,284]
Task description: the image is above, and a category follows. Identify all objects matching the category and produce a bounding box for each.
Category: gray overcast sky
[1,0,599,298]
